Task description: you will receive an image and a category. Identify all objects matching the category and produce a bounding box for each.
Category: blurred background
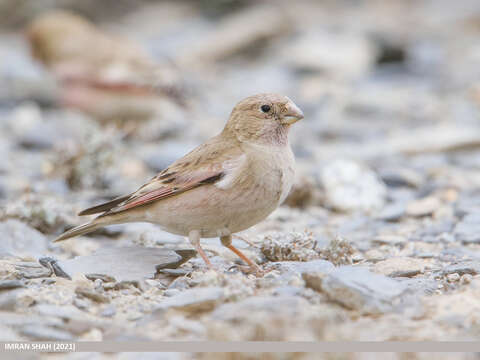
[1,0,480,207]
[1,0,480,346]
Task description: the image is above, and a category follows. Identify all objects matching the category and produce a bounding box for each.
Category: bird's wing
[79,136,246,216]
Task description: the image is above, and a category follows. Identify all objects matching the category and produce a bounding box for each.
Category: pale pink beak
[281,101,304,125]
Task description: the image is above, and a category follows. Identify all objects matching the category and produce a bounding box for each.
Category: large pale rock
[319,159,386,213]
[319,266,416,315]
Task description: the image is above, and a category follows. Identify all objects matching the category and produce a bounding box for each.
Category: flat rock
[320,266,414,315]
[0,219,48,258]
[397,277,438,295]
[15,261,52,279]
[0,280,24,290]
[373,257,426,277]
[52,246,196,283]
[155,286,224,313]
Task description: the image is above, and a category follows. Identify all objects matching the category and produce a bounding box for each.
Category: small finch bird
[27,10,183,120]
[54,93,304,274]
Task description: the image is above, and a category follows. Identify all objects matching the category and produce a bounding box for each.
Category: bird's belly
[140,180,281,238]
[133,146,295,238]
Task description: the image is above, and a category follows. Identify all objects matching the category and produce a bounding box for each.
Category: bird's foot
[228,263,265,277]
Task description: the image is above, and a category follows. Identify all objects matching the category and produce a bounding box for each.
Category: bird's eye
[260,104,271,113]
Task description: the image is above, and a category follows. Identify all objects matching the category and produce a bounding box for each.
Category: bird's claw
[227,264,264,277]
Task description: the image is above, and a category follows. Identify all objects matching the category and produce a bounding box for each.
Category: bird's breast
[248,144,295,206]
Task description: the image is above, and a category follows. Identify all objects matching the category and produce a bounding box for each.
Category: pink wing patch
[115,187,183,211]
[103,171,224,214]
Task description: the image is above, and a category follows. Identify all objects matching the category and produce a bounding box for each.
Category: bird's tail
[53,221,101,242]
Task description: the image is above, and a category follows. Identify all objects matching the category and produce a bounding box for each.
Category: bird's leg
[233,234,258,248]
[220,234,263,276]
[188,230,214,270]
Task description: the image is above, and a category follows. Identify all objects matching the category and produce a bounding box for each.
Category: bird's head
[223,93,304,145]
[27,11,96,66]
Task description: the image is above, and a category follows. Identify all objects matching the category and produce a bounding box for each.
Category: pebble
[446,273,460,282]
[163,289,181,297]
[406,197,441,217]
[100,305,116,318]
[379,168,424,188]
[211,296,309,321]
[75,287,110,304]
[375,203,406,222]
[373,257,425,278]
[155,287,225,313]
[73,298,89,310]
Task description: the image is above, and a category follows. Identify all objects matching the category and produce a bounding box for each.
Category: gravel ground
[1,1,480,359]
